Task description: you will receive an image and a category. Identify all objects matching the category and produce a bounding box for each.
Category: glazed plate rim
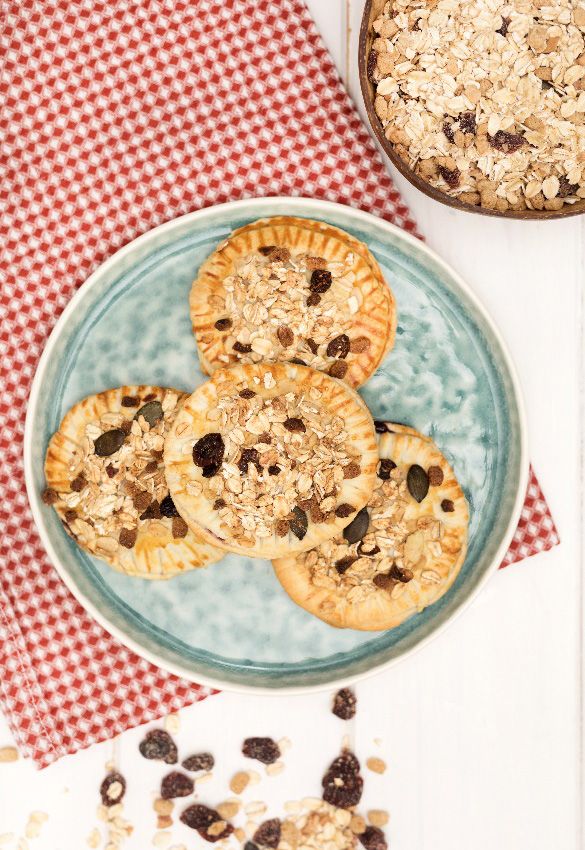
[24,196,529,694]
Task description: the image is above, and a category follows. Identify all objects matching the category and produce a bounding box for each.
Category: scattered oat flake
[152,831,172,849]
[366,756,386,774]
[0,836,15,847]
[368,810,389,828]
[0,746,19,763]
[164,714,180,734]
[265,760,284,776]
[86,828,101,848]
[230,771,250,795]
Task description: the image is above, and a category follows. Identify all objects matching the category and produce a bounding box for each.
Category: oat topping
[45,391,183,557]
[281,799,360,849]
[208,249,372,375]
[370,0,585,211]
[302,463,444,606]
[190,384,362,547]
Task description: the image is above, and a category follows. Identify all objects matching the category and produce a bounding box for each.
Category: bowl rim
[358,0,585,221]
[24,195,530,694]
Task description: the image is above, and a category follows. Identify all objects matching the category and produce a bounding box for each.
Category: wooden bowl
[358,0,585,220]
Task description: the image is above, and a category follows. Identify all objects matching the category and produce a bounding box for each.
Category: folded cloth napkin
[0,0,559,767]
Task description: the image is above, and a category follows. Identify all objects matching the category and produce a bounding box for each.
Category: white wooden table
[1,2,583,848]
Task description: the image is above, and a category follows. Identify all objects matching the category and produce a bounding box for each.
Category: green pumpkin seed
[407,465,429,503]
[342,507,369,545]
[94,429,126,457]
[135,400,164,427]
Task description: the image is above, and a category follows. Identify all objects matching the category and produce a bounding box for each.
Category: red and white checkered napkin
[0,0,559,767]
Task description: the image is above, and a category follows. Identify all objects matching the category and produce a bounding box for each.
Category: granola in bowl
[43,386,223,578]
[163,362,379,559]
[368,0,585,212]
[273,422,469,630]
[190,216,396,388]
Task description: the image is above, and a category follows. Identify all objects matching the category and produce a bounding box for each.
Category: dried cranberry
[160,494,180,517]
[441,499,455,512]
[283,417,306,432]
[488,130,526,153]
[182,752,215,772]
[138,729,178,764]
[277,326,294,347]
[106,464,117,478]
[253,819,281,848]
[306,337,319,355]
[233,341,253,353]
[335,556,358,575]
[496,15,510,36]
[326,334,350,359]
[239,389,256,398]
[309,269,332,293]
[214,318,232,331]
[373,573,394,591]
[332,688,357,720]
[258,245,276,256]
[181,804,218,829]
[100,771,126,807]
[377,459,396,480]
[161,771,194,799]
[41,487,59,504]
[459,111,476,134]
[121,395,140,407]
[306,293,321,307]
[360,826,388,850]
[335,503,355,518]
[329,361,348,379]
[442,121,455,143]
[119,527,137,549]
[268,465,280,476]
[374,421,388,433]
[559,176,578,198]
[202,463,220,478]
[390,564,414,583]
[193,433,225,471]
[438,165,460,188]
[322,750,363,809]
[238,447,261,475]
[70,473,86,492]
[242,737,281,765]
[140,500,161,520]
[428,465,444,486]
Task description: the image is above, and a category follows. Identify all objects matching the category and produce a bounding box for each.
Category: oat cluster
[44,391,188,558]
[191,380,362,548]
[282,798,360,849]
[305,463,444,607]
[211,247,371,381]
[370,0,585,211]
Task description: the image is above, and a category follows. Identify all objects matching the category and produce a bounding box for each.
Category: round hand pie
[163,362,379,559]
[43,386,223,578]
[272,422,469,630]
[190,216,396,388]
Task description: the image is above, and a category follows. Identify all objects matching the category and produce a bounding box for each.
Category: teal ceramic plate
[25,198,528,692]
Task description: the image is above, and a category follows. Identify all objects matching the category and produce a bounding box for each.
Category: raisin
[326,334,350,359]
[442,121,455,143]
[258,432,272,444]
[488,130,526,153]
[140,500,161,520]
[377,459,396,480]
[289,358,307,365]
[359,826,388,850]
[343,462,361,479]
[121,395,140,407]
[161,771,194,799]
[135,400,164,427]
[335,556,357,575]
[106,464,117,478]
[64,509,77,523]
[266,246,290,262]
[329,361,348,379]
[215,317,233,331]
[100,771,126,807]
[259,245,276,256]
[332,688,357,720]
[144,393,157,401]
[275,519,290,537]
[277,326,294,347]
[305,256,327,270]
[374,421,388,433]
[350,336,371,353]
[428,465,444,486]
[245,844,260,850]
[181,803,218,829]
[139,729,178,764]
[390,564,414,583]
[306,293,321,307]
[119,527,137,549]
[373,573,394,591]
[367,49,378,83]
[94,429,126,457]
[559,176,578,198]
[441,499,455,512]
[268,465,280,476]
[284,417,306,432]
[213,498,226,510]
[160,494,180,517]
[496,15,510,36]
[438,165,460,189]
[322,750,363,809]
[310,503,325,523]
[289,506,308,540]
[459,111,476,134]
[70,473,86,492]
[335,503,355,518]
[182,752,215,772]
[239,389,256,398]
[238,447,261,474]
[309,269,332,293]
[41,487,59,504]
[133,490,152,512]
[305,337,319,355]
[357,541,381,557]
[233,341,253,353]
[343,507,370,545]
[242,737,281,765]
[144,459,159,474]
[172,516,189,538]
[119,419,132,435]
[193,433,225,470]
[407,464,429,502]
[253,819,281,849]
